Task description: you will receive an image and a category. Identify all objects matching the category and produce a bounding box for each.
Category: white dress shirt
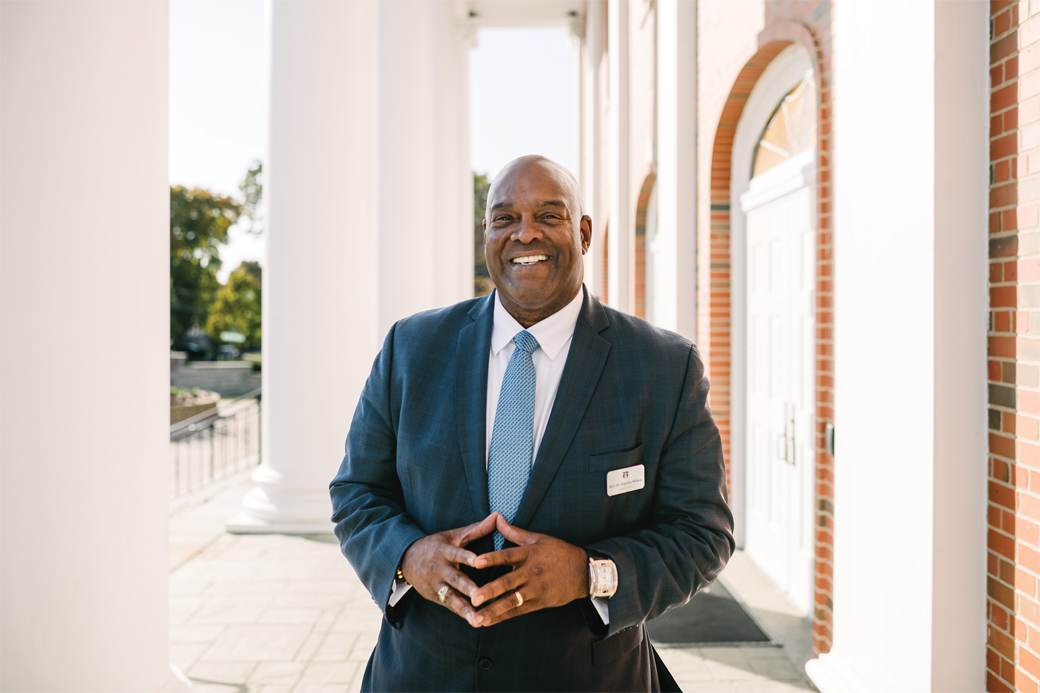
[391,287,608,623]
[485,287,584,467]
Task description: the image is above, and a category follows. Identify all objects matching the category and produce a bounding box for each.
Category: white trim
[805,652,873,693]
[655,0,698,339]
[739,148,816,213]
[730,44,813,550]
[608,0,631,311]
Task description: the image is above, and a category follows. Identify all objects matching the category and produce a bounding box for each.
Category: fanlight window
[751,70,817,178]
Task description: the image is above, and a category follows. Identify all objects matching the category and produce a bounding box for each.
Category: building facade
[583,2,988,689]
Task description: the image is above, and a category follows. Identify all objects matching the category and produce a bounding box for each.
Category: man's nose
[512,215,542,243]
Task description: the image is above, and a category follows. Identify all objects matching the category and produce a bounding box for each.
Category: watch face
[591,559,617,597]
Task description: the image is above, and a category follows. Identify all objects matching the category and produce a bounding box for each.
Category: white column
[804,1,987,690]
[378,0,438,335]
[228,0,381,534]
[431,2,474,306]
[607,0,632,311]
[582,1,607,298]
[654,0,697,340]
[0,2,185,690]
[378,0,472,332]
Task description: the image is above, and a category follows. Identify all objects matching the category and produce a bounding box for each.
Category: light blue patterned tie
[487,330,540,551]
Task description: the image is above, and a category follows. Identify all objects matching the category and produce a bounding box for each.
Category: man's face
[482,159,592,325]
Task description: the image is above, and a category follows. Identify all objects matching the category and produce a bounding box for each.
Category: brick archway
[634,172,657,320]
[702,15,834,654]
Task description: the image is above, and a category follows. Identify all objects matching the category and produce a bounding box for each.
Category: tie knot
[513,330,539,355]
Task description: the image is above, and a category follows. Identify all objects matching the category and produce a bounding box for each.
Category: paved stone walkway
[169,477,816,692]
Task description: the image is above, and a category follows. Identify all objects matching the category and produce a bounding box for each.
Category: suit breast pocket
[588,444,644,473]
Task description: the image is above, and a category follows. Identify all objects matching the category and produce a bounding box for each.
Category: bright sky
[169,0,266,283]
[169,2,577,282]
[469,27,578,181]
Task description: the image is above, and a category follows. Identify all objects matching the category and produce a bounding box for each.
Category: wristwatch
[588,556,618,599]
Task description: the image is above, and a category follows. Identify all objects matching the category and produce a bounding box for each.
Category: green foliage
[474,172,494,296]
[171,386,205,405]
[239,160,263,235]
[170,186,243,345]
[206,261,262,351]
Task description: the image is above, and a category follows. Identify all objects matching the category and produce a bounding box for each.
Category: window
[751,70,817,178]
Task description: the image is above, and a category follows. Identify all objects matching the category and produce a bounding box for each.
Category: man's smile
[509,254,550,265]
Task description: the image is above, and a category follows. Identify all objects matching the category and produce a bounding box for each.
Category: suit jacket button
[478,657,493,670]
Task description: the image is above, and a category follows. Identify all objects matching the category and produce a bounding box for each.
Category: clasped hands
[399,512,588,628]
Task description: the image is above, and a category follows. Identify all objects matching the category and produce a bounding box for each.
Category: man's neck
[499,287,583,328]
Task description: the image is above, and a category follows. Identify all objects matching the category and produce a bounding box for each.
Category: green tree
[474,172,493,296]
[170,186,243,346]
[206,261,262,351]
[239,160,263,235]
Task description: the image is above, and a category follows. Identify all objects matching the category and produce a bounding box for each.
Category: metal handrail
[170,387,262,436]
[169,387,262,499]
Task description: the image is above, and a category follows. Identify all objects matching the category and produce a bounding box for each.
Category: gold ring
[514,591,523,608]
[438,586,450,604]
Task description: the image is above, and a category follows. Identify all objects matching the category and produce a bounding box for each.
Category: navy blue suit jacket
[330,287,734,691]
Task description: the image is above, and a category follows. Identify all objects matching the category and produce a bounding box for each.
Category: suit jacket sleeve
[329,322,426,623]
[588,344,735,637]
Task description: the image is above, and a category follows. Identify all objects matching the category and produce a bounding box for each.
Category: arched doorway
[733,45,817,615]
[634,173,657,322]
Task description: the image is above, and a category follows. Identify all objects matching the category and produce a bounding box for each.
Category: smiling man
[330,156,734,692]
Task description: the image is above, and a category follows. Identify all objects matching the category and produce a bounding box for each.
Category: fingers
[440,542,479,569]
[495,514,535,545]
[475,588,535,627]
[453,513,500,549]
[440,562,479,599]
[471,561,531,607]
[473,546,526,570]
[439,584,485,627]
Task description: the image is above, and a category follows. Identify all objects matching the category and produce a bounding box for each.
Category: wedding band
[438,586,450,604]
[514,591,523,608]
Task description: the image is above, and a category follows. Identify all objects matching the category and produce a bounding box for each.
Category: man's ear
[482,218,487,244]
[579,215,592,254]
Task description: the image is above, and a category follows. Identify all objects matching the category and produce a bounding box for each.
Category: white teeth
[511,255,548,265]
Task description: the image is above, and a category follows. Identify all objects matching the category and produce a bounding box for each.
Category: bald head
[481,154,592,328]
[486,156,584,222]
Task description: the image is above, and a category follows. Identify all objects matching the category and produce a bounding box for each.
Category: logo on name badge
[606,464,645,497]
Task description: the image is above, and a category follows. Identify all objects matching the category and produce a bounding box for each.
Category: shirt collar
[491,286,584,361]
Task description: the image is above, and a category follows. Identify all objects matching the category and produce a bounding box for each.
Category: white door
[741,151,815,615]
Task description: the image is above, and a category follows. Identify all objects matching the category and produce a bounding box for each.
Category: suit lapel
[456,293,495,519]
[513,287,611,530]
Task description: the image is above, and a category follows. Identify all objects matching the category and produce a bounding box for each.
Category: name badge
[606,464,645,497]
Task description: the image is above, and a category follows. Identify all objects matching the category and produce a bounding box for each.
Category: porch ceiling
[462,0,585,28]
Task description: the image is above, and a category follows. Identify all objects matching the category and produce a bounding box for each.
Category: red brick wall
[696,0,834,654]
[987,2,1040,690]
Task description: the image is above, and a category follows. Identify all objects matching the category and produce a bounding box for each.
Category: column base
[805,651,870,693]
[225,466,335,535]
[159,663,192,692]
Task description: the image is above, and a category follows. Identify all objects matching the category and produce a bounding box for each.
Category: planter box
[170,399,218,424]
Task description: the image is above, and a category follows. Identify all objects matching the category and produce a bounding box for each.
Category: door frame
[730,44,814,551]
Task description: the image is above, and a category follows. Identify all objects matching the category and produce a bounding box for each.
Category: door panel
[743,165,814,616]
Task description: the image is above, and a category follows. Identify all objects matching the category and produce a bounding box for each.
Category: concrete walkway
[169,476,816,692]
